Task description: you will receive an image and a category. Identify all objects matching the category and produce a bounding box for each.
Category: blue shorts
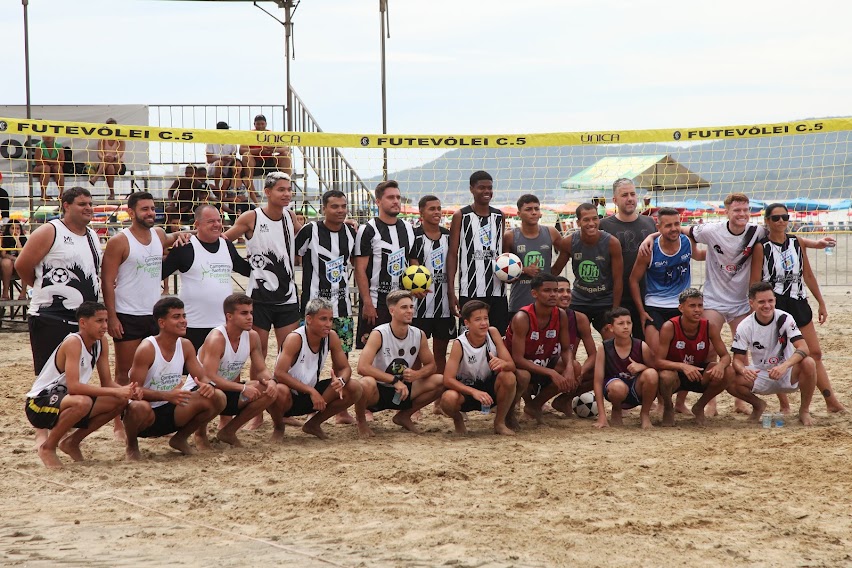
[604,376,642,409]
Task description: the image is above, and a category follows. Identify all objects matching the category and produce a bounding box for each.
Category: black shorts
[529,357,559,396]
[185,327,213,352]
[604,376,642,409]
[114,313,158,343]
[28,315,78,376]
[677,364,710,393]
[459,374,497,412]
[285,378,331,417]
[223,387,245,416]
[136,403,179,438]
[369,384,414,413]
[459,296,510,336]
[570,304,610,334]
[253,302,300,332]
[252,156,278,177]
[25,386,96,430]
[645,306,682,331]
[356,303,392,349]
[412,316,457,340]
[774,294,813,327]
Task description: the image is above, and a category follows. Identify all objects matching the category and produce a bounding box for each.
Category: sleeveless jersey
[354,218,416,308]
[508,225,553,313]
[142,336,185,408]
[281,326,329,389]
[246,207,297,305]
[555,308,580,356]
[26,333,100,398]
[455,329,497,385]
[371,323,422,381]
[569,231,614,308]
[115,227,163,315]
[457,205,505,298]
[760,234,806,301]
[30,219,102,319]
[603,337,644,380]
[180,236,233,329]
[503,304,561,367]
[411,226,451,319]
[184,326,250,390]
[645,234,693,308]
[666,317,711,366]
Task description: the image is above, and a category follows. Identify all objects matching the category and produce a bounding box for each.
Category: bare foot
[169,435,196,455]
[779,406,792,415]
[0,293,9,301]
[748,399,767,422]
[334,411,355,425]
[799,411,814,426]
[282,416,303,427]
[735,400,751,415]
[706,398,719,417]
[126,447,142,461]
[58,437,84,462]
[610,410,624,426]
[674,402,692,415]
[392,413,422,434]
[37,444,63,469]
[494,423,516,436]
[691,403,707,426]
[506,413,522,432]
[244,414,265,430]
[193,433,215,452]
[451,414,467,435]
[270,428,285,443]
[826,398,847,413]
[411,410,422,422]
[217,430,243,447]
[113,419,127,443]
[662,408,675,427]
[640,415,653,430]
[218,415,233,430]
[432,402,445,416]
[302,422,328,440]
[365,410,375,422]
[357,423,375,438]
[523,405,544,425]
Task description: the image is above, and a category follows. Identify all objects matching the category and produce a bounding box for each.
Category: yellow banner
[1,116,850,149]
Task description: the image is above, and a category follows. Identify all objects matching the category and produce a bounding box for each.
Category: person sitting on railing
[206,121,239,193]
[239,114,292,183]
[165,165,200,232]
[1,219,28,300]
[88,118,126,200]
[32,135,65,201]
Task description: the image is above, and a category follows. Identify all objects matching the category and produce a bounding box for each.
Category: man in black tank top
[593,308,658,429]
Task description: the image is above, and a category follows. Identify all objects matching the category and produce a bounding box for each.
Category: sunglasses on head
[769,214,790,222]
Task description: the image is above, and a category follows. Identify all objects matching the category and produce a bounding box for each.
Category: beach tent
[560,155,709,193]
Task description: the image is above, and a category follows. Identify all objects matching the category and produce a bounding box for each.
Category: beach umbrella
[829,199,852,210]
[782,198,830,212]
[500,205,519,217]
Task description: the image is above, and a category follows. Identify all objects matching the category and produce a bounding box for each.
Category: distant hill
[365,131,852,206]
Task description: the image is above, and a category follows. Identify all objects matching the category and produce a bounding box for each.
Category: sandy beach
[2,290,852,567]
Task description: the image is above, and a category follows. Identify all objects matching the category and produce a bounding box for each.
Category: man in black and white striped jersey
[446,171,510,335]
[410,195,456,374]
[353,180,416,349]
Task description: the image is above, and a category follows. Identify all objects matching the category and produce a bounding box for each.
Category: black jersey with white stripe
[760,234,806,300]
[457,205,505,298]
[354,218,416,308]
[411,226,451,318]
[296,221,357,317]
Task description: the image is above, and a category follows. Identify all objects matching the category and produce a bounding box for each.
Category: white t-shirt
[205,143,237,159]
[731,309,802,371]
[690,221,765,309]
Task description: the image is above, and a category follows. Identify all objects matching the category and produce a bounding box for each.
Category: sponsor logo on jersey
[578,260,600,283]
[696,341,706,351]
[478,225,492,247]
[676,340,686,349]
[545,329,557,339]
[387,248,406,277]
[530,331,539,341]
[326,255,345,284]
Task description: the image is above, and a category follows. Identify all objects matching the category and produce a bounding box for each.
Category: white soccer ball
[493,252,523,283]
[572,391,598,418]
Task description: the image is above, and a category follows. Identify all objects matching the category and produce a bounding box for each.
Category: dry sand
[2,291,852,567]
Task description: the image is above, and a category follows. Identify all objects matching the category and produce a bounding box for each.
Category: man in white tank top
[123,297,227,460]
[355,290,444,438]
[440,300,518,436]
[101,192,189,440]
[190,293,278,447]
[269,298,362,440]
[24,301,139,469]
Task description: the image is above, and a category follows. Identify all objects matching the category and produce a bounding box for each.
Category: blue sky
[1,0,850,136]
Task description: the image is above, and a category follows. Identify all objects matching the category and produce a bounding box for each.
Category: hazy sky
[1,0,850,135]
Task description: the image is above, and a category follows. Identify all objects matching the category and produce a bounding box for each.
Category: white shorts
[750,367,798,395]
[703,299,750,323]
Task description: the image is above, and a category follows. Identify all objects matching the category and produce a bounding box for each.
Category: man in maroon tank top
[656,288,733,426]
[505,273,577,424]
[593,307,658,429]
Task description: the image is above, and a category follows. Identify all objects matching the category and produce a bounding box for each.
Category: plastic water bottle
[825,245,835,256]
[773,412,785,428]
[480,403,491,415]
[392,391,402,405]
[761,413,772,429]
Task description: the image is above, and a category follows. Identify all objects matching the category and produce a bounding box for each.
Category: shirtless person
[440,300,518,436]
[593,308,659,429]
[123,297,226,459]
[269,298,362,440]
[355,290,444,437]
[24,302,137,468]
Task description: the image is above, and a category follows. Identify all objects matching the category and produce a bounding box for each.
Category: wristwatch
[392,375,403,385]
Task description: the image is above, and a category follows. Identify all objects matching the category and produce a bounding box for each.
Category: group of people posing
[15,171,843,469]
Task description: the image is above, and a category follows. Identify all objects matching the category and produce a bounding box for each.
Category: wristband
[392,375,402,384]
[241,384,247,393]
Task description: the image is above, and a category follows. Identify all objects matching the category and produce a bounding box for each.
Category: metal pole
[380,0,388,181]
[283,1,293,132]
[23,0,34,217]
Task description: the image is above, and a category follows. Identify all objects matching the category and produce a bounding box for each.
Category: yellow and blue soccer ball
[401,265,432,293]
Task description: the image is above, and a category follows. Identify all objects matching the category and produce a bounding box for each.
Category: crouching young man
[123,297,226,459]
[593,308,658,429]
[440,300,518,436]
[728,282,816,426]
[24,301,139,468]
[269,298,362,440]
[355,290,444,437]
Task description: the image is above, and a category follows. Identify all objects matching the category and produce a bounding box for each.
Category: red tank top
[504,304,561,366]
[666,317,711,365]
